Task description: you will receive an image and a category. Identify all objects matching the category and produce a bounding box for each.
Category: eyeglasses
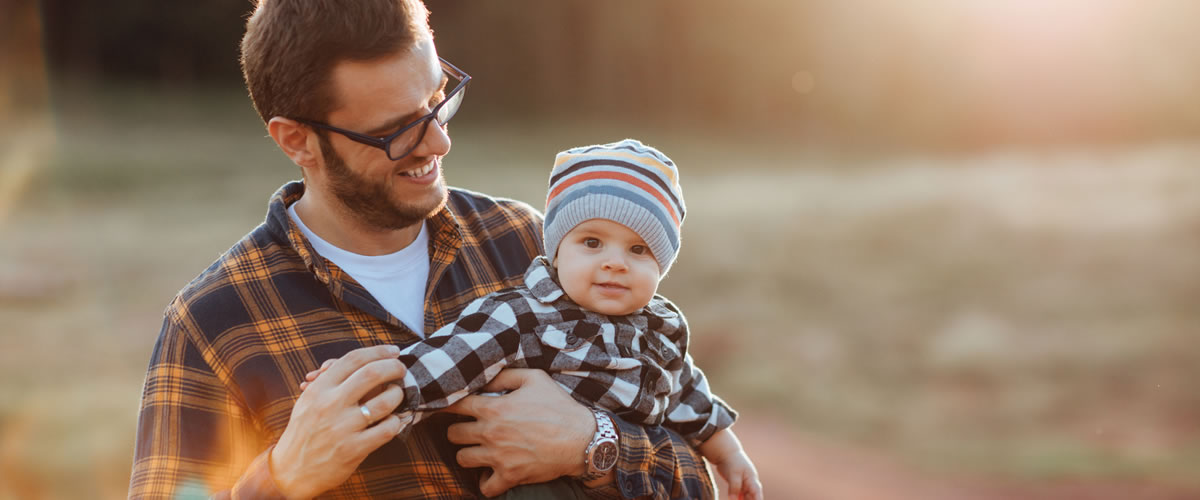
[297,57,471,161]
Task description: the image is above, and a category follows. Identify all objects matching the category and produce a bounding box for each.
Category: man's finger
[346,414,402,458]
[317,345,400,387]
[478,368,539,394]
[479,467,516,498]
[440,393,488,419]
[299,381,309,391]
[361,384,404,425]
[455,445,492,469]
[339,357,407,404]
[302,357,336,378]
[445,419,485,445]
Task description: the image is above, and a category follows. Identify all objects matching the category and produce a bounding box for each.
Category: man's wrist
[228,446,289,500]
[577,409,620,483]
[268,443,310,499]
[561,400,597,478]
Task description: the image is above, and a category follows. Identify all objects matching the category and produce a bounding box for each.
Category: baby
[304,139,761,499]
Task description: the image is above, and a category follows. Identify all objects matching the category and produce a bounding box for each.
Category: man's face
[318,38,451,230]
[554,219,661,316]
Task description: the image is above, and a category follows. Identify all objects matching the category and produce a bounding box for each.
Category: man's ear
[267,117,321,169]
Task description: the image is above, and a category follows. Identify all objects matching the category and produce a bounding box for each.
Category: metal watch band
[580,409,619,481]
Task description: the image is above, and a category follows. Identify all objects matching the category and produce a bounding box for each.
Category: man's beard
[320,134,447,231]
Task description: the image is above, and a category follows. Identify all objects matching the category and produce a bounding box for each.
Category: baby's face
[554,219,661,316]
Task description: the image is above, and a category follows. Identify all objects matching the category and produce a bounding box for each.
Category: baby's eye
[630,245,647,255]
[583,238,601,248]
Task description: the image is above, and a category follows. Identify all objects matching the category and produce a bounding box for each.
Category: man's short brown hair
[240,0,431,124]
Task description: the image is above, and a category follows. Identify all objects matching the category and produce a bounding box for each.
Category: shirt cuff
[580,481,626,500]
[228,446,288,500]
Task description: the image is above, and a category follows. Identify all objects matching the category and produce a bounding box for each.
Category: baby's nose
[602,255,628,271]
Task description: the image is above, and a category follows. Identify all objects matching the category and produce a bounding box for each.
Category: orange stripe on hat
[553,151,678,186]
[546,170,681,227]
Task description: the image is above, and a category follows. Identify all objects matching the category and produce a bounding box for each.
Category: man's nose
[412,119,451,158]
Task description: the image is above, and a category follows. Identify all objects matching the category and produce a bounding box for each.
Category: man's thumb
[479,469,513,498]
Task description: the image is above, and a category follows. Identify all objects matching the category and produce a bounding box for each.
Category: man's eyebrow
[365,75,451,137]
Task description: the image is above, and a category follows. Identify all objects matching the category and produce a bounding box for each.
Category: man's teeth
[401,162,435,177]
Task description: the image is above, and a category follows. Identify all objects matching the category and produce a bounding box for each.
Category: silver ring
[359,405,373,424]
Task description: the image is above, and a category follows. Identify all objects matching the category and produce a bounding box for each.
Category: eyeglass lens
[388,75,467,160]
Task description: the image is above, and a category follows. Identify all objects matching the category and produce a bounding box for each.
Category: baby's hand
[714,450,763,500]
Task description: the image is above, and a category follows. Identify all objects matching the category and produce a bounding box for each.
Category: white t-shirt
[287,204,430,336]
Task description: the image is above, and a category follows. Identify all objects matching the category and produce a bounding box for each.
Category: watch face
[593,441,618,471]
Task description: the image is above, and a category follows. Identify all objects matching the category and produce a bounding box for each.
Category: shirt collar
[522,255,679,320]
[264,180,464,287]
[524,256,566,303]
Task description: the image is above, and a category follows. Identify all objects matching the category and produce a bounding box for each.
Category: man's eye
[630,245,647,255]
[583,238,600,248]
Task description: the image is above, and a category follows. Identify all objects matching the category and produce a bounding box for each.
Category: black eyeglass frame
[296,57,471,161]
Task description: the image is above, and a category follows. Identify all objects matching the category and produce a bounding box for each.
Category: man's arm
[130,312,409,499]
[129,315,281,499]
[442,369,714,499]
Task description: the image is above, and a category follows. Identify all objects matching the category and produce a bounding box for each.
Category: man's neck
[292,191,424,256]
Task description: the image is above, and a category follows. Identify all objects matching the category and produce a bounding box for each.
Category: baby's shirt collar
[525,256,566,303]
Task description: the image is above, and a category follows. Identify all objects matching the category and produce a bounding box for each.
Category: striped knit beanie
[544,139,686,276]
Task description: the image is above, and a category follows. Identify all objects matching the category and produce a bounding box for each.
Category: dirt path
[722,414,1200,500]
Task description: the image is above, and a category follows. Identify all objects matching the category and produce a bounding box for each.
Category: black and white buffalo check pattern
[394,257,736,446]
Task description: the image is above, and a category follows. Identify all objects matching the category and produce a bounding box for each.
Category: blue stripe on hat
[545,184,680,252]
[548,159,684,220]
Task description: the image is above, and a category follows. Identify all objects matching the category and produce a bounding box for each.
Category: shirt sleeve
[393,297,532,434]
[651,303,738,447]
[581,410,716,500]
[129,310,283,499]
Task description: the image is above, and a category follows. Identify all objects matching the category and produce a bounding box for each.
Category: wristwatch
[579,408,619,481]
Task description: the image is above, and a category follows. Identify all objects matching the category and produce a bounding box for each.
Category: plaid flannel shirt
[129,181,715,499]
[393,257,736,447]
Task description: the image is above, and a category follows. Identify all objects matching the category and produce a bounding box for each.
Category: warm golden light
[804,0,1199,147]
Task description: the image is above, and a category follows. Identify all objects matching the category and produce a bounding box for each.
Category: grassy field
[2,84,1199,498]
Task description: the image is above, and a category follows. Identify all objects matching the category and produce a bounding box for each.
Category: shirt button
[621,479,634,496]
[566,334,578,345]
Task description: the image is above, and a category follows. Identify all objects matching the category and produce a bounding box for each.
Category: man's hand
[270,345,408,499]
[441,368,597,497]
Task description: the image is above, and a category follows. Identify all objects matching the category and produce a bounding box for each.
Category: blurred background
[3,0,1200,498]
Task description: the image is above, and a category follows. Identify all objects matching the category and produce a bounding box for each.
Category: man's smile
[397,157,439,182]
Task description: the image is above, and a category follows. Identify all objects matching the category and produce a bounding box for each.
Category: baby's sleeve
[391,294,529,436]
[655,301,738,447]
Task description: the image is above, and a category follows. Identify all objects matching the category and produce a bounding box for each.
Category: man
[128,0,714,498]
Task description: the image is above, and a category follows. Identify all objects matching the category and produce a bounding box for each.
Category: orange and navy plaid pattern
[128,181,715,499]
